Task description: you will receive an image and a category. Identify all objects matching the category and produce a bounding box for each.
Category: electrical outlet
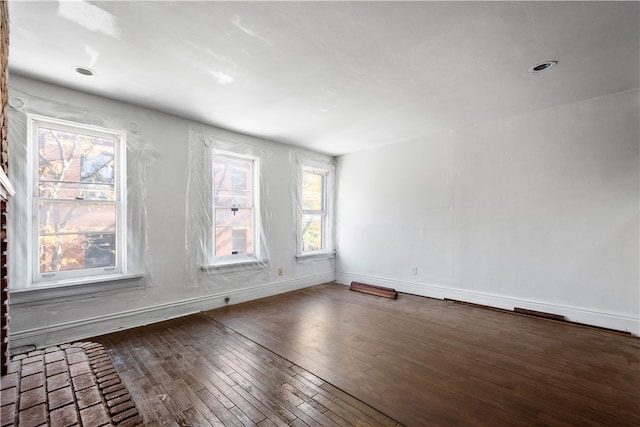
[411,267,418,275]
[277,267,283,276]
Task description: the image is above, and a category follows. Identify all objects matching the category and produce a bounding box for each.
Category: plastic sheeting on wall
[184,125,273,288]
[7,87,157,293]
[290,150,336,264]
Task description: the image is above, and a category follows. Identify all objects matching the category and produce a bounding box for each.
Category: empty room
[1,1,638,426]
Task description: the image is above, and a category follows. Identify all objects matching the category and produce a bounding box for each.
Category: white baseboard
[337,273,640,336]
[9,272,335,351]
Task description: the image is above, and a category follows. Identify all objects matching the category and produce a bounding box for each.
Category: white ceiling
[7,1,639,156]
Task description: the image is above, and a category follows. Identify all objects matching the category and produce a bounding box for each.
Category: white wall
[8,75,335,349]
[8,76,639,347]
[337,89,640,335]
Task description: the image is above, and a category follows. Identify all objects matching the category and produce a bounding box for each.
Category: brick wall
[1,0,10,376]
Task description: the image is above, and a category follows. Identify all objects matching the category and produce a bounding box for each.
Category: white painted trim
[295,251,336,261]
[201,259,269,273]
[0,167,15,201]
[26,114,128,285]
[10,273,145,306]
[336,273,640,336]
[9,272,335,351]
[295,155,336,258]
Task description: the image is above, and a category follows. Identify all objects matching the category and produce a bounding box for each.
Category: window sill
[10,273,145,306]
[201,259,270,274]
[295,251,336,261]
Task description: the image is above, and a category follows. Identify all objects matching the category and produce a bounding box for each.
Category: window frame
[297,162,334,257]
[27,114,127,285]
[209,149,261,266]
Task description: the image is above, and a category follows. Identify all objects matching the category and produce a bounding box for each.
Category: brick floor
[0,342,144,426]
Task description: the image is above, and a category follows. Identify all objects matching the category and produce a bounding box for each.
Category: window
[212,151,260,264]
[29,115,126,284]
[298,164,333,256]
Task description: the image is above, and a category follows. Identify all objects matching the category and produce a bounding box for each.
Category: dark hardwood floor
[204,283,640,426]
[93,310,401,427]
[94,282,640,426]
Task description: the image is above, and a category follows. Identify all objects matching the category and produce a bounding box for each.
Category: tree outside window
[301,168,327,253]
[31,116,124,282]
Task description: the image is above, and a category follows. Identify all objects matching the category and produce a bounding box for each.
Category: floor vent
[444,298,631,335]
[350,282,398,299]
[514,307,565,321]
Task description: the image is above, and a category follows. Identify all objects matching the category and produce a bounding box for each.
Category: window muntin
[30,115,125,283]
[212,152,259,263]
[300,166,329,254]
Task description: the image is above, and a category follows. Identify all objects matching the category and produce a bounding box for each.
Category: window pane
[302,171,323,211]
[85,234,116,268]
[39,202,116,235]
[38,127,115,201]
[232,229,248,253]
[39,233,116,273]
[214,157,252,207]
[302,214,323,251]
[215,208,253,256]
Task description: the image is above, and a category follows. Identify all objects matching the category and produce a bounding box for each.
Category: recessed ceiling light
[529,61,558,73]
[74,66,95,76]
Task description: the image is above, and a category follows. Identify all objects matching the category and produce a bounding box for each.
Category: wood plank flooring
[205,283,640,427]
[93,312,401,426]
